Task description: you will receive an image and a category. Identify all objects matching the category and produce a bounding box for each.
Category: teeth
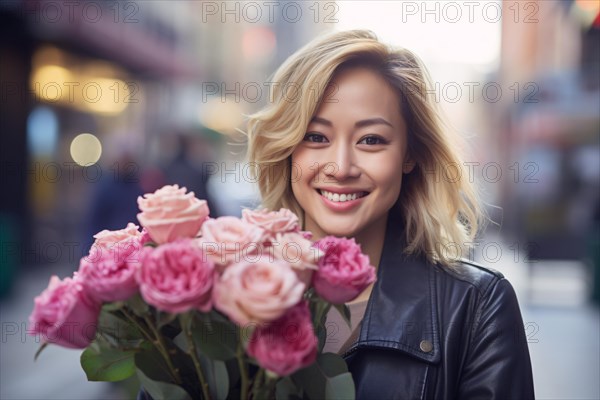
[319,190,366,202]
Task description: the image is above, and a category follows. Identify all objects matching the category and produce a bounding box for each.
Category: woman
[245,29,535,399]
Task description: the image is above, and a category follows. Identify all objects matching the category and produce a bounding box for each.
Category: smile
[317,189,370,203]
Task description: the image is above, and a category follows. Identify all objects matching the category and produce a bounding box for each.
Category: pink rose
[196,216,266,272]
[91,222,143,250]
[28,276,101,349]
[312,237,377,304]
[247,301,317,376]
[241,208,300,234]
[136,239,215,313]
[139,228,152,246]
[77,240,141,303]
[270,231,322,285]
[300,230,313,240]
[137,184,210,244]
[213,256,305,326]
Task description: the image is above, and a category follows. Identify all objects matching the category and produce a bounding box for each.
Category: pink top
[322,300,369,355]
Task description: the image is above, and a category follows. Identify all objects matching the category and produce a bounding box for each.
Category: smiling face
[291,66,414,240]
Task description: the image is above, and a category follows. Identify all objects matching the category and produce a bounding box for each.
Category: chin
[317,222,361,239]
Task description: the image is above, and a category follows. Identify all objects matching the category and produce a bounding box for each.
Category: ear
[403,158,416,174]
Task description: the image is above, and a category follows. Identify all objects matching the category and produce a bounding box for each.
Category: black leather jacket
[343,211,535,399]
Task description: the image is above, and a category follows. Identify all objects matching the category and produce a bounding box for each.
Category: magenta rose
[247,301,317,376]
[300,230,313,240]
[77,239,141,303]
[136,239,215,313]
[213,256,305,326]
[196,216,266,272]
[312,236,377,304]
[137,184,210,244]
[28,276,101,349]
[241,208,300,234]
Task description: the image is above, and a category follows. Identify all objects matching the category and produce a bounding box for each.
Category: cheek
[291,148,317,186]
[367,154,404,196]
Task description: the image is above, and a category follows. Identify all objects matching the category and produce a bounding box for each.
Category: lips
[317,189,370,203]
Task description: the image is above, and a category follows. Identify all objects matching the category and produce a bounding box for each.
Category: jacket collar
[347,209,441,364]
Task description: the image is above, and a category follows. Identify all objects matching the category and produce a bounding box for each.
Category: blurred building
[0,0,330,291]
[1,1,201,282]
[494,0,600,261]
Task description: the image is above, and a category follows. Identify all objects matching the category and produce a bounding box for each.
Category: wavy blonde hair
[245,29,484,267]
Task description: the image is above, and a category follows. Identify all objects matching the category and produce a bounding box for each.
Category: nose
[323,141,360,181]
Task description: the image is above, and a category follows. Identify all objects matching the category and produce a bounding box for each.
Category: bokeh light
[69,133,102,166]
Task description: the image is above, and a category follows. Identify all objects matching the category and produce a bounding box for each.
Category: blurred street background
[1,1,599,399]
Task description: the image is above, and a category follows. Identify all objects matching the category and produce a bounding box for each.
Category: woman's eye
[358,135,387,145]
[303,133,328,143]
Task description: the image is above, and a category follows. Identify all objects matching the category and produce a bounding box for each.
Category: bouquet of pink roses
[29,184,376,399]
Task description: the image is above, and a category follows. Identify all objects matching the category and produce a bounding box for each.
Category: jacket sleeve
[458,277,535,399]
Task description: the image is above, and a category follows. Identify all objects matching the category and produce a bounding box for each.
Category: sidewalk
[0,263,127,400]
[473,233,600,400]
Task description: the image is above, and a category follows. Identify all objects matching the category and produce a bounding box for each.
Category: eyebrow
[310,116,394,129]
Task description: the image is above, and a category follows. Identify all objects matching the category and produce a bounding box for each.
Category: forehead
[315,66,404,126]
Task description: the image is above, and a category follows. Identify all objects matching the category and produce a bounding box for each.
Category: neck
[353,213,388,269]
[306,212,389,269]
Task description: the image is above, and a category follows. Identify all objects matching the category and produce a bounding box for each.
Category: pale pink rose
[213,256,305,326]
[28,276,101,349]
[241,208,300,234]
[92,223,143,249]
[270,231,322,285]
[137,184,210,244]
[313,237,377,304]
[136,239,215,313]
[247,301,317,376]
[196,216,266,272]
[77,239,141,303]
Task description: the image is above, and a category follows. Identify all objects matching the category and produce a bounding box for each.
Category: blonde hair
[245,29,484,267]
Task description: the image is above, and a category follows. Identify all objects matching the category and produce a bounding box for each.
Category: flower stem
[121,308,154,343]
[251,368,265,399]
[143,314,182,385]
[263,373,278,399]
[181,314,211,400]
[121,309,182,384]
[237,336,249,400]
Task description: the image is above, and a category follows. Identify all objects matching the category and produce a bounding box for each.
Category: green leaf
[275,376,302,400]
[325,372,355,400]
[333,303,352,329]
[136,368,191,400]
[318,353,348,376]
[311,300,331,328]
[156,310,178,329]
[215,361,230,400]
[126,293,149,316]
[201,358,229,400]
[175,313,237,361]
[80,345,136,382]
[292,363,323,399]
[134,345,193,399]
[102,301,125,311]
[97,310,144,348]
[292,353,354,400]
[316,324,328,353]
